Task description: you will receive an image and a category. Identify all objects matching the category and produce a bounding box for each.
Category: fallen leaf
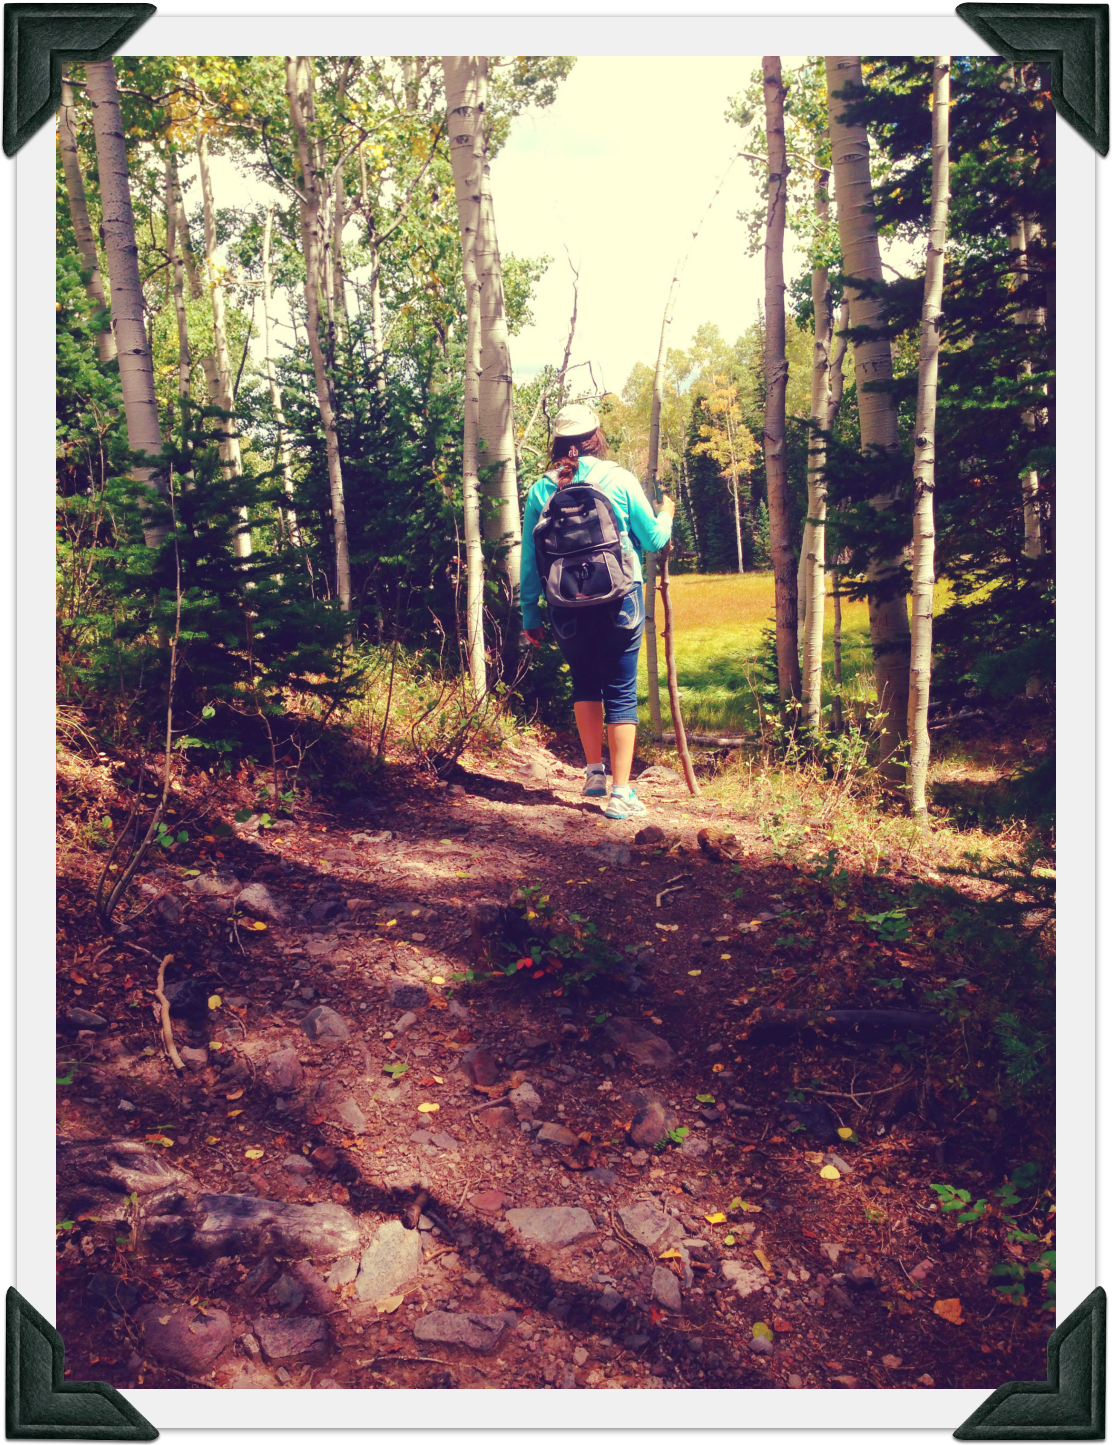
[688,969,702,976]
[208,1040,223,1051]
[754,1248,774,1275]
[227,1109,243,1118]
[805,1151,824,1166]
[820,1164,841,1180]
[143,1133,174,1147]
[723,1234,736,1246]
[225,1089,244,1101]
[933,1298,963,1325]
[429,976,446,985]
[204,1135,221,1145]
[417,1102,440,1113]
[704,1212,728,1225]
[918,1373,936,1387]
[658,1248,683,1260]
[375,1295,405,1314]
[837,1127,854,1141]
[772,1316,793,1333]
[244,1147,264,1160]
[208,994,222,1010]
[752,1321,774,1342]
[712,1062,725,1073]
[769,1135,786,1144]
[432,1074,445,1084]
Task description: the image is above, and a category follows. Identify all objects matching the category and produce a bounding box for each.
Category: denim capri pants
[549,583,645,725]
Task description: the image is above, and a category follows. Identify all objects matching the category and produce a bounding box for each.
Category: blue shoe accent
[603,786,647,820]
[582,768,608,797]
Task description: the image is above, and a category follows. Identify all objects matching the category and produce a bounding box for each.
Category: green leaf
[211,822,234,838]
[202,704,216,719]
[696,1093,715,1104]
[752,1321,774,1342]
[233,808,253,823]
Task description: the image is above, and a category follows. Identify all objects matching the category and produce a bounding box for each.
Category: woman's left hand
[524,626,545,646]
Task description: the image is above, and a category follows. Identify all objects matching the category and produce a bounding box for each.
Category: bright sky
[492,55,808,396]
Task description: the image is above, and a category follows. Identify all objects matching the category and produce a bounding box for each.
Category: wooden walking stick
[658,541,700,797]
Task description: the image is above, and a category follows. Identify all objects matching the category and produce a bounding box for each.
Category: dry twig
[154,953,185,1072]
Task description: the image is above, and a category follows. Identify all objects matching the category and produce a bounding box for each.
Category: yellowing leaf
[688,969,702,976]
[724,1234,736,1246]
[249,920,267,931]
[208,994,222,1010]
[837,1127,854,1141]
[658,1248,683,1259]
[244,1147,265,1160]
[208,1040,223,1051]
[417,1102,440,1113]
[720,953,732,961]
[429,976,446,985]
[820,1164,841,1180]
[225,1089,244,1100]
[432,1075,445,1084]
[205,1135,221,1145]
[933,1298,964,1325]
[704,1212,728,1225]
[752,1320,774,1341]
[712,1062,725,1073]
[754,1248,774,1275]
[227,1109,243,1118]
[144,1133,174,1147]
[376,1294,405,1314]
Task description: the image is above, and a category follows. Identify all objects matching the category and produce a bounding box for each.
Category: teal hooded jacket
[519,457,673,630]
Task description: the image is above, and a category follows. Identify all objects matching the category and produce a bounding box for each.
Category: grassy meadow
[638,571,878,735]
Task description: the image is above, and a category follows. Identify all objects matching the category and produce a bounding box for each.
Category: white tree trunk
[907,58,951,823]
[287,55,353,613]
[827,55,910,771]
[59,78,116,366]
[762,56,800,703]
[196,130,251,560]
[474,66,523,662]
[442,55,487,697]
[261,205,301,549]
[85,59,169,547]
[1009,216,1045,559]
[802,167,834,727]
[164,156,191,412]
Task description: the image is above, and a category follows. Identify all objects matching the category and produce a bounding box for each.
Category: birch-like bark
[59,78,116,365]
[441,55,487,696]
[1009,216,1045,558]
[261,205,301,549]
[827,55,910,770]
[762,57,801,702]
[169,157,204,302]
[828,302,850,732]
[463,58,523,662]
[85,59,169,547]
[907,58,951,823]
[164,156,191,412]
[330,63,352,344]
[197,131,250,558]
[287,55,353,613]
[802,166,834,727]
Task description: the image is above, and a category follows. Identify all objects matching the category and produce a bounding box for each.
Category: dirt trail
[55,738,1051,1392]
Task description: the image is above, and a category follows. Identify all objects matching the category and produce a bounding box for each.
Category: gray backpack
[532,460,639,610]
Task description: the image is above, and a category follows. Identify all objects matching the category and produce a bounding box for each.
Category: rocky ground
[55,738,1054,1391]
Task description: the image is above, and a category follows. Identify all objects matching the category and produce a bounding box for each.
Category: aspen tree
[163,156,191,411]
[441,55,488,697]
[59,77,116,365]
[84,59,169,547]
[801,164,834,727]
[196,128,250,559]
[826,56,910,771]
[261,205,301,551]
[907,58,951,823]
[762,56,801,702]
[286,55,352,613]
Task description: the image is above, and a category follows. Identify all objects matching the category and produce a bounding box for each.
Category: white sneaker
[604,785,647,820]
[582,767,608,797]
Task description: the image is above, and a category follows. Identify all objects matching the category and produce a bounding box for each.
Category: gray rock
[253,1315,329,1363]
[430,1132,460,1152]
[479,1106,514,1134]
[617,1202,684,1253]
[461,1047,500,1087]
[351,831,393,845]
[586,1167,619,1185]
[189,873,242,899]
[285,1260,335,1314]
[158,1195,362,1261]
[300,1006,351,1048]
[156,896,184,925]
[597,1285,624,1315]
[508,1082,541,1118]
[311,1080,365,1133]
[265,1049,304,1092]
[388,978,429,1011]
[241,1333,261,1359]
[282,1154,314,1178]
[136,1302,232,1374]
[328,1257,358,1289]
[308,898,346,923]
[651,1266,682,1313]
[305,937,338,958]
[822,1152,854,1175]
[604,1017,675,1072]
[721,1261,770,1299]
[413,1311,515,1354]
[236,882,290,925]
[505,1207,595,1250]
[240,1258,280,1297]
[59,1008,109,1034]
[180,1046,209,1072]
[270,1273,306,1311]
[322,849,359,864]
[594,843,632,866]
[628,1100,677,1148]
[394,1011,419,1034]
[623,1333,650,1349]
[537,1122,578,1147]
[679,1133,710,1159]
[749,1335,774,1356]
[636,765,682,785]
[355,1219,423,1303]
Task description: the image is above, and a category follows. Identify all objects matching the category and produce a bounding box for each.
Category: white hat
[553,403,601,439]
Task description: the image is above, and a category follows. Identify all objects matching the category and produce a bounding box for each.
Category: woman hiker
[520,403,675,821]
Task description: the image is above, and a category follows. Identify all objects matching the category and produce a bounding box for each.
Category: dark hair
[551,427,609,488]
